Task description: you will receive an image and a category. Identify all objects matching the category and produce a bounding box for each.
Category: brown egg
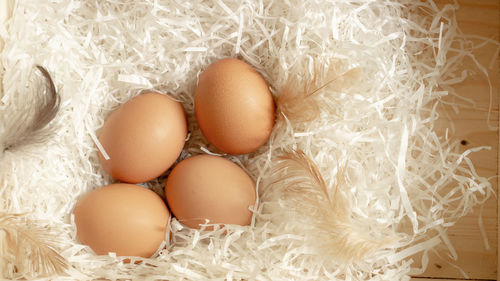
[98,92,187,183]
[194,58,275,155]
[165,154,256,229]
[73,183,170,257]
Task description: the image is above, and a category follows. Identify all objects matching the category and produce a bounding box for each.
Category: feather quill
[270,150,393,262]
[1,65,60,152]
[275,63,361,124]
[0,66,66,278]
[0,212,68,278]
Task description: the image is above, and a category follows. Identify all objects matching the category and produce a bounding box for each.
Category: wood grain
[414,0,499,280]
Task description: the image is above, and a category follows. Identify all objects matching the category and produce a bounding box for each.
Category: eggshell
[194,58,275,155]
[98,92,187,183]
[73,183,170,257]
[165,154,256,229]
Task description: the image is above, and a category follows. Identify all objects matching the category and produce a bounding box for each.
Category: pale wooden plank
[413,0,499,280]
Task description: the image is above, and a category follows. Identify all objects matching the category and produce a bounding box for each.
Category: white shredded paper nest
[0,0,496,280]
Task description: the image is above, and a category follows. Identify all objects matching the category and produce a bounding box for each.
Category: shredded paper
[0,0,497,280]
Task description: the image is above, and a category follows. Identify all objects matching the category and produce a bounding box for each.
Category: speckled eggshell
[98,92,187,183]
[73,183,170,258]
[194,58,275,155]
[165,154,256,229]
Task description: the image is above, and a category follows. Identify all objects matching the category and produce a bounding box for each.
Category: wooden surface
[413,0,499,280]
